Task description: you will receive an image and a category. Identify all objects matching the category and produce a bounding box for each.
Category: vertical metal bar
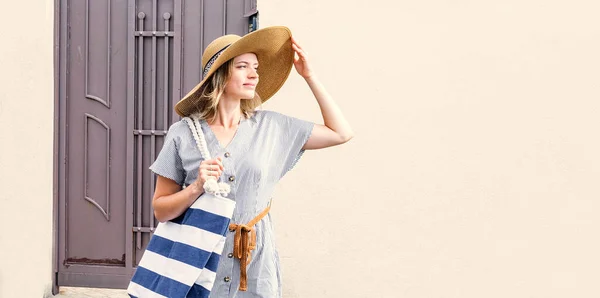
[199,0,205,80]
[85,0,88,101]
[149,0,158,230]
[200,0,204,58]
[126,0,135,270]
[172,0,183,123]
[153,0,157,32]
[106,0,111,221]
[106,0,111,108]
[83,0,90,98]
[136,12,146,250]
[164,13,170,130]
[153,12,172,230]
[222,0,227,35]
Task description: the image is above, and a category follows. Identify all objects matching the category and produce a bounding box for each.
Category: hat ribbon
[202,44,231,78]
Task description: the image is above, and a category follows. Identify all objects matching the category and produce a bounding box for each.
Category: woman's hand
[291,36,314,79]
[152,158,224,222]
[193,157,224,190]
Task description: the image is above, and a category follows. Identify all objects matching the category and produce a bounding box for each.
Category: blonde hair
[191,58,262,122]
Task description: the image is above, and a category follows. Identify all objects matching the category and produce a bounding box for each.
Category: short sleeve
[149,122,186,185]
[267,111,314,179]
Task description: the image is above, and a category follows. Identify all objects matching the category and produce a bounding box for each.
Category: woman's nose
[249,69,259,78]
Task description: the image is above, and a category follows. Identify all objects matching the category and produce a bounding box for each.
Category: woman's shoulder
[169,118,189,132]
[253,109,287,122]
[164,118,192,140]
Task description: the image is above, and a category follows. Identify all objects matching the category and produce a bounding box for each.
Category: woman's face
[224,53,259,100]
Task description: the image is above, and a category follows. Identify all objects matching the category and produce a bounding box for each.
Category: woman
[146,26,352,297]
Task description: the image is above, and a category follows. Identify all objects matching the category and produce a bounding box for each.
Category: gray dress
[149,110,314,298]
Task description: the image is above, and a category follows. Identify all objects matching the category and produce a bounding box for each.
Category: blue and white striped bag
[128,116,235,298]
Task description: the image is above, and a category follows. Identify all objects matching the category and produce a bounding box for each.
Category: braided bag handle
[182,115,231,197]
[182,116,212,159]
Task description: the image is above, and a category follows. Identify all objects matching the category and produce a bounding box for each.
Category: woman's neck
[211,96,242,129]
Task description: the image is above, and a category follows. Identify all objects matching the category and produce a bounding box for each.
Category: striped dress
[130,110,313,297]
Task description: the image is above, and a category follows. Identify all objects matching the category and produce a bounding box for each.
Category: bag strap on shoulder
[182,116,211,160]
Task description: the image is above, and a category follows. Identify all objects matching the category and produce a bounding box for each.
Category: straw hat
[174,26,294,117]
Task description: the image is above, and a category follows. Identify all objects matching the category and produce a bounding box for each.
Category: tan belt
[228,203,271,291]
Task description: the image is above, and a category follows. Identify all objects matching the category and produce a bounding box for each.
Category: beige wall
[260,1,600,297]
[2,1,600,298]
[0,1,55,298]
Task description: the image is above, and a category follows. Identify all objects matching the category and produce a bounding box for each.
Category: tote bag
[128,116,235,298]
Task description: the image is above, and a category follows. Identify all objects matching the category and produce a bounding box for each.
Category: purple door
[56,0,256,289]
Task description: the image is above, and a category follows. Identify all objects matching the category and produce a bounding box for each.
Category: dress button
[224,276,231,282]
[224,152,231,158]
[228,175,235,182]
[227,253,234,258]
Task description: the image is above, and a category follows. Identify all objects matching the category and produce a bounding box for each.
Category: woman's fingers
[200,158,223,178]
[201,158,223,170]
[291,36,303,49]
[292,44,307,62]
[292,43,301,54]
[195,158,225,189]
[206,168,221,176]
[200,172,210,181]
[291,37,309,64]
[215,157,223,170]
[291,39,305,53]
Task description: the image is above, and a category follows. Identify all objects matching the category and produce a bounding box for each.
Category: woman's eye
[237,65,246,69]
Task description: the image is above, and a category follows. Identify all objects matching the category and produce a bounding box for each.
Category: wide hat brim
[174,26,294,117]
